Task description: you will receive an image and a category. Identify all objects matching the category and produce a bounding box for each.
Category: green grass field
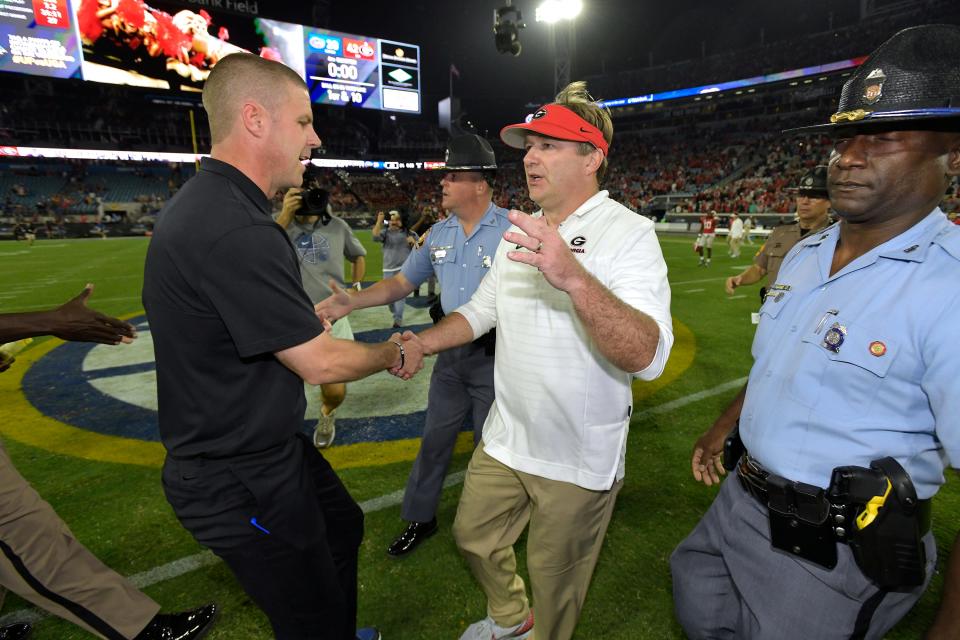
[0,232,956,639]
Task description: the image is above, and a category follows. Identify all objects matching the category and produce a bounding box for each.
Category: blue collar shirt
[400,201,511,314]
[741,208,960,498]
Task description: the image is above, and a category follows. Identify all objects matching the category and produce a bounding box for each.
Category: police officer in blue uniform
[671,25,960,639]
[315,134,511,556]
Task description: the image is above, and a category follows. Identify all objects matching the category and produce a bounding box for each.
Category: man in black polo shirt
[142,53,422,640]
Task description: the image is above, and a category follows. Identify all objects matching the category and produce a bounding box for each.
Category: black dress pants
[163,434,364,640]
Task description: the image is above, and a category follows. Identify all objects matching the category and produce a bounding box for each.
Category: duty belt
[736,454,931,538]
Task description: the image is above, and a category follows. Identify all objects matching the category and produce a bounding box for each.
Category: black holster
[474,329,496,356]
[829,457,928,589]
[722,424,744,472]
[429,301,445,324]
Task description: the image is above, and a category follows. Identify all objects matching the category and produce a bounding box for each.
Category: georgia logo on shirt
[570,236,587,254]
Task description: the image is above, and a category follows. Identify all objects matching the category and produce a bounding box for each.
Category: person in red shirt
[698,210,718,266]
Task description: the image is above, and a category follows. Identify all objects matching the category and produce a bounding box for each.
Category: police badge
[863,68,886,105]
[823,322,847,353]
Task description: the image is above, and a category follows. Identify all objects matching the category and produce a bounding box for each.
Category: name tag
[430,245,452,264]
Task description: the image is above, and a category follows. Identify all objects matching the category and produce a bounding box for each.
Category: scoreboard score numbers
[304,29,420,113]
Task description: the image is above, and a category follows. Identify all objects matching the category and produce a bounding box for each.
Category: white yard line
[633,377,747,420]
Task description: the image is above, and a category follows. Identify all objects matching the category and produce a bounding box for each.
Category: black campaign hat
[786,24,960,134]
[444,134,497,171]
[790,165,829,199]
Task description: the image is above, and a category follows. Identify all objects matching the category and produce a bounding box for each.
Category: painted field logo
[4,309,695,469]
[9,308,474,469]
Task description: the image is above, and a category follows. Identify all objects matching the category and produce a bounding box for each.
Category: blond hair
[553,81,613,183]
[202,53,307,144]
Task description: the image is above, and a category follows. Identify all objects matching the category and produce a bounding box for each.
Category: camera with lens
[296,167,332,223]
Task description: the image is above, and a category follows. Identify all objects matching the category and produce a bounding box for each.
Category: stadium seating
[2,0,958,235]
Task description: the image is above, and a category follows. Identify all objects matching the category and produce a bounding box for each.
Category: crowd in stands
[1,159,184,228]
[683,134,832,214]
[601,132,743,211]
[5,123,958,239]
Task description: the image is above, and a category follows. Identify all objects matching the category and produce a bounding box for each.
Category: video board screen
[0,0,83,79]
[303,29,420,112]
[0,0,421,113]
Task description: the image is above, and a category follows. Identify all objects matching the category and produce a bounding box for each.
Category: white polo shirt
[456,190,673,490]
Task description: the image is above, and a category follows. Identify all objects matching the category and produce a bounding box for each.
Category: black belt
[736,454,931,536]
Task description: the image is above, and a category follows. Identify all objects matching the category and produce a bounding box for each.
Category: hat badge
[532,108,547,120]
[863,68,886,105]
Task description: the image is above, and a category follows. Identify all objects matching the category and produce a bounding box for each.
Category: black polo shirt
[143,157,322,458]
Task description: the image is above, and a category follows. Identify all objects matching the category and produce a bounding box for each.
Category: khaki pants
[0,441,159,639]
[453,445,622,640]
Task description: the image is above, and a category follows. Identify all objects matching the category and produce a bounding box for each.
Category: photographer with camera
[276,173,366,449]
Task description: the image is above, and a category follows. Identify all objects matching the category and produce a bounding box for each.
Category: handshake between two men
[313,282,427,381]
[312,208,603,383]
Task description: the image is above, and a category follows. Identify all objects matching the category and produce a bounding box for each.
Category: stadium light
[535,0,583,24]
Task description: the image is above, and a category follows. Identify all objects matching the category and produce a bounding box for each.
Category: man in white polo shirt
[396,82,673,640]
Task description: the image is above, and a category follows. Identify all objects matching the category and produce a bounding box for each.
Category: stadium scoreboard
[0,0,421,113]
[304,29,420,113]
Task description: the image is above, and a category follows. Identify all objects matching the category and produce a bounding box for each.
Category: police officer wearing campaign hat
[315,133,511,557]
[444,133,499,171]
[725,165,834,300]
[673,24,960,639]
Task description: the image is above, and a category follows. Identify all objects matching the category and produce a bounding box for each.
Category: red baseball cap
[500,104,609,156]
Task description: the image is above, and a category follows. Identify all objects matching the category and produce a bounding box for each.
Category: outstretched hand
[314,280,355,323]
[51,284,137,345]
[503,210,587,292]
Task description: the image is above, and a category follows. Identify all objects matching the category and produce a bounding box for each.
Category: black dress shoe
[134,603,217,640]
[387,518,438,557]
[0,623,30,640]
